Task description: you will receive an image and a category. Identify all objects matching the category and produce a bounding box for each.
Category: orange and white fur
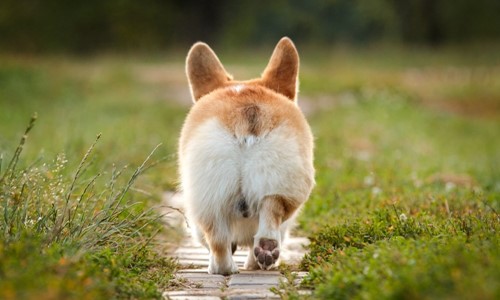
[178,37,314,275]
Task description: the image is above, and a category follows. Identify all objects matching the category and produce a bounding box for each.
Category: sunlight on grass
[0,116,178,298]
[0,47,499,298]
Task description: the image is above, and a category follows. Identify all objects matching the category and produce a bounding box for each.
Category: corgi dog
[178,37,314,275]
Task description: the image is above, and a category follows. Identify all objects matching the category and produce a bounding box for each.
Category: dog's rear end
[179,38,314,275]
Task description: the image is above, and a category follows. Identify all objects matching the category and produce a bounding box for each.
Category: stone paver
[163,192,312,299]
[228,272,281,286]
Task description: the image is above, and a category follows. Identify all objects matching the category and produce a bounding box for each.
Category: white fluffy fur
[180,118,313,273]
[231,84,245,93]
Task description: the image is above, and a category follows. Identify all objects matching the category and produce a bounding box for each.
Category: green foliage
[303,208,498,265]
[1,118,157,246]
[1,0,500,52]
[0,45,499,298]
[0,116,178,299]
[0,57,188,297]
[0,0,176,53]
[0,238,177,299]
[293,48,500,299]
[306,235,499,299]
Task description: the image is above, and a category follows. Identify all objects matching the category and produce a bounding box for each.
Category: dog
[178,37,314,275]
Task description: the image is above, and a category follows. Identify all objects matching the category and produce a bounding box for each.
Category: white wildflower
[364,175,375,186]
[363,266,370,275]
[445,182,456,192]
[371,186,382,196]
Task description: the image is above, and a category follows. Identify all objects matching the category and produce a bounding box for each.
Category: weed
[271,265,309,300]
[0,116,178,299]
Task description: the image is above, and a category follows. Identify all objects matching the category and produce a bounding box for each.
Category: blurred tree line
[0,0,499,53]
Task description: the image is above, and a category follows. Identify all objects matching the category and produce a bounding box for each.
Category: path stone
[163,192,312,299]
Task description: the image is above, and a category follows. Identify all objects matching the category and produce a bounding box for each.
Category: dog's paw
[253,238,280,270]
[208,257,239,275]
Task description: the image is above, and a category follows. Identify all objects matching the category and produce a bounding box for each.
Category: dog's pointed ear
[261,37,299,101]
[186,42,231,101]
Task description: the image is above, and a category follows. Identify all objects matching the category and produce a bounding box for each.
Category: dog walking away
[178,37,315,275]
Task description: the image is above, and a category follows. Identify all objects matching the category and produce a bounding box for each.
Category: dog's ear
[261,37,299,101]
[186,42,231,101]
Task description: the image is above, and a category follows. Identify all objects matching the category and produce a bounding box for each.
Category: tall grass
[0,115,177,299]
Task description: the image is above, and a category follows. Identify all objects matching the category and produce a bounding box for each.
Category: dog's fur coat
[179,37,314,275]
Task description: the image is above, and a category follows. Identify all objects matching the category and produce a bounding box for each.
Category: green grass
[295,47,500,299]
[0,56,185,299]
[0,46,499,299]
[0,119,179,299]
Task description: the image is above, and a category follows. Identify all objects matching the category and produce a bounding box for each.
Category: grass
[0,44,499,299]
[295,47,500,299]
[0,56,185,298]
[0,117,178,299]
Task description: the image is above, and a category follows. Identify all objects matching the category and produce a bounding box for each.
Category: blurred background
[1,0,499,167]
[1,1,499,299]
[1,0,499,53]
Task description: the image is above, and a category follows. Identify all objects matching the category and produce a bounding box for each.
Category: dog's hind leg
[203,222,239,275]
[252,195,299,270]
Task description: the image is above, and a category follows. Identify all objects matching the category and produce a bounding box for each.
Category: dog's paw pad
[253,238,280,270]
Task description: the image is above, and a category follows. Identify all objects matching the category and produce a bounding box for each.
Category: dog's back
[178,38,314,274]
